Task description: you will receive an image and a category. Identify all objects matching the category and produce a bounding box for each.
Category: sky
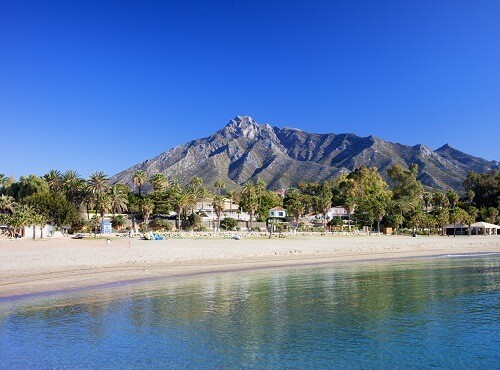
[1,0,499,179]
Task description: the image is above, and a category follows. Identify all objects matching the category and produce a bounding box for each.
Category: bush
[220,217,237,231]
[71,218,87,233]
[182,213,201,231]
[150,218,173,231]
[111,215,126,230]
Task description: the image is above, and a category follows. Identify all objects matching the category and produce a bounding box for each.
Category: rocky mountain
[111,116,499,192]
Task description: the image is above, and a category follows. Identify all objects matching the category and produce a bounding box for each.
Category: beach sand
[1,234,499,298]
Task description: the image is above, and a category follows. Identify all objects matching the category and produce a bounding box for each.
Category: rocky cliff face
[111,116,499,191]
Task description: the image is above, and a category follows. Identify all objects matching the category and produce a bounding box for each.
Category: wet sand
[1,235,499,298]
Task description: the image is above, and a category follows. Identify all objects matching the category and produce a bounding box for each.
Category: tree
[23,192,79,228]
[446,190,459,209]
[140,199,155,228]
[226,190,235,213]
[43,170,62,194]
[327,216,343,232]
[338,178,357,231]
[149,173,168,193]
[240,182,258,230]
[220,217,237,231]
[0,173,7,193]
[284,188,305,226]
[388,163,424,227]
[463,170,499,209]
[108,185,128,216]
[432,207,449,236]
[255,178,266,209]
[133,170,147,196]
[214,179,225,195]
[422,191,432,214]
[212,195,225,231]
[61,170,85,207]
[111,215,126,230]
[316,183,333,229]
[449,207,468,237]
[87,171,109,223]
[0,194,16,214]
[348,166,392,232]
[14,175,50,200]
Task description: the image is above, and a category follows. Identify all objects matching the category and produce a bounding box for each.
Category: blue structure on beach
[100,220,112,234]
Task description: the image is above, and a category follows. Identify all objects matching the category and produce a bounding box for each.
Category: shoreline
[1,235,499,300]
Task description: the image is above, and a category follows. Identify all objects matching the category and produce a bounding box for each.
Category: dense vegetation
[0,167,498,238]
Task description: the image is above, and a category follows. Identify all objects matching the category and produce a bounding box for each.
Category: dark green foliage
[111,215,127,229]
[220,217,238,231]
[150,218,173,231]
[23,192,79,227]
[182,212,201,231]
[463,170,499,209]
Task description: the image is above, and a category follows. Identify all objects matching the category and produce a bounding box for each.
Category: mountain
[111,116,499,191]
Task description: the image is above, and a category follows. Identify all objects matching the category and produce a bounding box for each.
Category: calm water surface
[1,255,499,368]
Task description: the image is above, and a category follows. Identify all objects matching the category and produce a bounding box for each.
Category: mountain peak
[221,115,275,140]
[111,116,498,192]
[436,143,453,151]
[228,115,258,127]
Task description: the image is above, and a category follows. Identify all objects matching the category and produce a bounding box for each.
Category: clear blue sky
[1,0,499,179]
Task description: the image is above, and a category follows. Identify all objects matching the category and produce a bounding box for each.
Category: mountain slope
[111,116,499,191]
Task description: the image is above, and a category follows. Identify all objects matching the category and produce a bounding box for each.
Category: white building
[195,198,251,222]
[325,206,351,220]
[269,206,286,218]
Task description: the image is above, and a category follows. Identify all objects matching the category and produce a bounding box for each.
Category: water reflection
[1,256,499,368]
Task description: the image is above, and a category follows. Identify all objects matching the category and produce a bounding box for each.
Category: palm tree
[190,177,203,190]
[168,181,183,230]
[214,179,225,195]
[0,173,7,192]
[140,199,155,229]
[467,190,475,206]
[44,170,62,193]
[255,179,266,209]
[422,191,432,214]
[226,190,235,213]
[241,182,257,230]
[199,186,211,211]
[212,195,225,232]
[133,170,147,196]
[87,171,110,223]
[0,194,16,214]
[150,173,168,193]
[61,170,84,206]
[109,185,128,216]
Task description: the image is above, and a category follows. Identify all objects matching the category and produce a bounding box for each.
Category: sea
[1,254,499,369]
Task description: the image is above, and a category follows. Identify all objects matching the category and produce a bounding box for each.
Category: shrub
[111,215,126,230]
[150,218,173,231]
[220,217,237,231]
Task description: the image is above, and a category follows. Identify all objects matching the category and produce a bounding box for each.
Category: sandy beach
[1,234,499,299]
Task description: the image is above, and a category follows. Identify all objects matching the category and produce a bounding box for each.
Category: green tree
[140,198,155,228]
[108,184,128,216]
[240,182,258,230]
[43,170,62,194]
[149,173,168,193]
[133,170,147,196]
[214,179,225,195]
[284,188,305,226]
[87,171,110,223]
[212,195,225,231]
[220,217,237,231]
[255,178,266,209]
[388,163,424,227]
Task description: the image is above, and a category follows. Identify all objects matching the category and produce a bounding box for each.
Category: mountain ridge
[111,116,499,192]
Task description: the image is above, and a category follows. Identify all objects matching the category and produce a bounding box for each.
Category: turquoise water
[1,255,499,368]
